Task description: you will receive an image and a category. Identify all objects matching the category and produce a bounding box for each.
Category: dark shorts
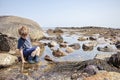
[23,46,37,58]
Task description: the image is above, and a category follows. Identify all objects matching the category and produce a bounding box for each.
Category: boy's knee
[36,46,40,51]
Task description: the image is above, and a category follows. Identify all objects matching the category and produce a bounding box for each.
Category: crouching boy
[17,26,40,64]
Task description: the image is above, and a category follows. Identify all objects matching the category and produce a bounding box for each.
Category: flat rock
[0,53,17,67]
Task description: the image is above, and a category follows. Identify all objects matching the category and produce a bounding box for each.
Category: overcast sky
[0,0,120,28]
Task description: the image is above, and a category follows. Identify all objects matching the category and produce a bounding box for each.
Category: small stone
[44,55,53,61]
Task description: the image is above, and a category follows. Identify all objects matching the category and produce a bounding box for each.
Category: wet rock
[48,41,57,48]
[97,45,117,52]
[89,36,97,40]
[0,33,17,52]
[69,43,80,50]
[43,36,56,40]
[84,65,99,75]
[52,49,66,57]
[66,47,74,53]
[71,73,78,79]
[54,27,63,33]
[0,53,18,67]
[47,29,54,34]
[78,36,88,41]
[44,55,53,61]
[56,34,63,43]
[115,41,120,49]
[82,43,94,51]
[84,71,120,80]
[76,59,120,73]
[60,42,67,48]
[108,52,120,68]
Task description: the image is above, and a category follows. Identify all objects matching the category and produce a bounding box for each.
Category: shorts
[23,46,37,58]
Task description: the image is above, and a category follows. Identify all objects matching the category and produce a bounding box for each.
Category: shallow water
[40,31,117,62]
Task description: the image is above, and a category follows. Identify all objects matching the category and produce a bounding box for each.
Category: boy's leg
[36,46,41,56]
[31,46,40,56]
[31,46,40,63]
[23,47,37,63]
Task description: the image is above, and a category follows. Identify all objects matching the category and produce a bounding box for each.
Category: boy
[17,26,40,64]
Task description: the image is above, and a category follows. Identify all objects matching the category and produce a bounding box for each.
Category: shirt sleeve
[17,38,24,49]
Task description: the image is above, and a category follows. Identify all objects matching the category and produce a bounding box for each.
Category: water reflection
[40,32,117,62]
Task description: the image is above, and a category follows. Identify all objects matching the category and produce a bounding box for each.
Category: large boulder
[0,53,18,67]
[0,16,44,41]
[0,33,17,52]
[108,52,120,68]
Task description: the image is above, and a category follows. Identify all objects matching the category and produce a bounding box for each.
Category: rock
[56,34,63,43]
[0,53,17,67]
[0,16,44,41]
[44,55,53,61]
[84,72,120,80]
[89,36,97,40]
[47,29,54,34]
[71,73,78,79]
[115,41,120,49]
[84,65,99,75]
[76,59,120,73]
[59,42,67,48]
[52,49,66,57]
[68,43,80,50]
[94,53,114,60]
[48,41,57,48]
[108,52,120,68]
[54,27,63,33]
[0,33,17,52]
[82,42,94,51]
[66,47,74,53]
[78,36,88,41]
[97,45,117,52]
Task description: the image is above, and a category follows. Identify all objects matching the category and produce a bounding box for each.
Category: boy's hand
[22,60,27,64]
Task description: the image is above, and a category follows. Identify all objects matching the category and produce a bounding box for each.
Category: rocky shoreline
[0,16,120,80]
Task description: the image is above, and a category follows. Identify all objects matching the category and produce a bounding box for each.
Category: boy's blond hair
[18,26,29,36]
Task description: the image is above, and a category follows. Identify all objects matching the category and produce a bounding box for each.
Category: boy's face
[21,35,28,39]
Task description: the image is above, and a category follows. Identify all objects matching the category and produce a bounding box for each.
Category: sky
[0,0,120,28]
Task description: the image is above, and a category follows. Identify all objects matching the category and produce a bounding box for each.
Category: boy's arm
[19,49,26,63]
